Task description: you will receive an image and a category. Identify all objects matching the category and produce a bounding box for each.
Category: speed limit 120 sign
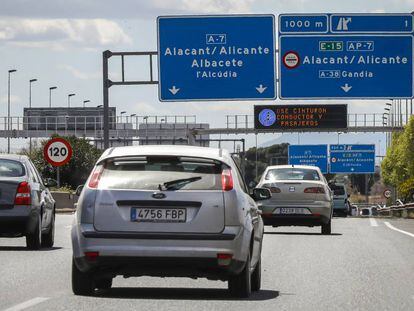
[43,138,73,167]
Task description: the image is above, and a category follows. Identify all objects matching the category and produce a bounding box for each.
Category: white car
[256,165,333,234]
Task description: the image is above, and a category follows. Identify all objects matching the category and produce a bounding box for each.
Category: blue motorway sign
[279,14,414,99]
[158,15,276,101]
[330,144,375,173]
[288,145,328,173]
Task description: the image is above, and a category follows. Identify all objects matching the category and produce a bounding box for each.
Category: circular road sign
[383,189,392,199]
[331,157,337,163]
[283,51,300,69]
[258,109,276,127]
[43,137,73,167]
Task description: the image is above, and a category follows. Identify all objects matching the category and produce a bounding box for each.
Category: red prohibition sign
[43,138,73,167]
[283,51,300,69]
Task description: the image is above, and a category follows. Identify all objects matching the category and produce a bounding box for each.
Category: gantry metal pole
[103,50,111,149]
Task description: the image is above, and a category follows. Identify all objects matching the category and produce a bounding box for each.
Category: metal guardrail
[224,113,406,130]
[0,115,197,138]
[377,203,414,219]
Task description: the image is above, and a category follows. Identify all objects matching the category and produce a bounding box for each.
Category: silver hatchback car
[71,145,270,297]
[0,154,56,249]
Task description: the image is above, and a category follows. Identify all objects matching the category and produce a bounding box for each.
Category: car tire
[26,213,42,250]
[228,252,251,298]
[251,256,261,292]
[42,211,55,248]
[321,220,332,235]
[95,278,112,290]
[72,258,95,296]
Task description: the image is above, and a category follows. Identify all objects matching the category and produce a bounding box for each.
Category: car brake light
[84,251,99,261]
[88,165,104,189]
[304,187,325,194]
[221,168,233,191]
[263,184,281,193]
[14,181,31,205]
[217,253,233,266]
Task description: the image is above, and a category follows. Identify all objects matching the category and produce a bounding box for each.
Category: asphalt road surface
[1,215,414,311]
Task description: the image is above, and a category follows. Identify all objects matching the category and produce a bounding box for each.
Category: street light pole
[83,100,90,108]
[29,79,37,155]
[49,86,57,108]
[68,93,75,108]
[7,69,17,154]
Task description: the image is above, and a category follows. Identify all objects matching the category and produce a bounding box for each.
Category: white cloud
[0,18,132,50]
[0,95,22,105]
[59,64,100,80]
[177,0,254,13]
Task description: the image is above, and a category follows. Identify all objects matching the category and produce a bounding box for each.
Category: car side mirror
[44,178,57,188]
[75,185,84,197]
[252,188,271,201]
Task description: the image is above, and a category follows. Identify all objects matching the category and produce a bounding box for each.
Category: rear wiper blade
[162,176,202,190]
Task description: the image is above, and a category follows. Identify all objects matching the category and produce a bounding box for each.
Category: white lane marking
[384,221,414,238]
[369,218,378,227]
[4,297,50,311]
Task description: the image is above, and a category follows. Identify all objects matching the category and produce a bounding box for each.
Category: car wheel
[72,258,95,296]
[228,252,252,298]
[26,213,42,250]
[251,255,261,292]
[41,211,55,248]
[95,278,112,290]
[321,220,332,235]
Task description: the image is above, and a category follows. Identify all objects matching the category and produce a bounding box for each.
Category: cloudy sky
[0,0,412,153]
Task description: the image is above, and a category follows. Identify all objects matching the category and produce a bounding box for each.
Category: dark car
[0,154,56,249]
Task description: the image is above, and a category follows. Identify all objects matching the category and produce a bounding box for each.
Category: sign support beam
[102,50,158,149]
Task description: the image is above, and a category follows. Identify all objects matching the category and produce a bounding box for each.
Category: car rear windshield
[265,168,320,181]
[361,209,370,215]
[98,156,224,191]
[0,159,25,177]
[329,184,346,195]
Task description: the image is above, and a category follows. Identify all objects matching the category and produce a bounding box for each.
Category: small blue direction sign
[330,144,375,173]
[157,15,276,101]
[279,14,414,99]
[288,145,328,173]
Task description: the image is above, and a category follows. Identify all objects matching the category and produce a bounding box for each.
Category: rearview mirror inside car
[252,188,271,201]
[75,185,84,197]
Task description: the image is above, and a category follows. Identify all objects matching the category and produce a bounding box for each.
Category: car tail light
[88,165,104,189]
[217,253,233,266]
[221,168,233,191]
[84,251,99,261]
[14,181,31,205]
[263,184,281,193]
[304,187,325,194]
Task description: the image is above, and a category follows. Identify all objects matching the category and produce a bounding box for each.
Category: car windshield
[265,168,320,181]
[0,159,25,177]
[98,156,223,191]
[329,184,346,195]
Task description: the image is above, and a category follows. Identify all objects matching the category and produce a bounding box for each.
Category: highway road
[1,215,414,311]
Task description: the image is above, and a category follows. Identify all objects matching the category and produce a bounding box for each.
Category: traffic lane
[0,215,73,310]
[29,217,414,311]
[382,218,414,235]
[260,217,414,311]
[2,216,414,311]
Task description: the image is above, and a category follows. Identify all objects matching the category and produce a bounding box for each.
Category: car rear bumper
[261,213,331,226]
[258,202,332,226]
[71,223,251,279]
[0,205,36,236]
[74,256,245,281]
